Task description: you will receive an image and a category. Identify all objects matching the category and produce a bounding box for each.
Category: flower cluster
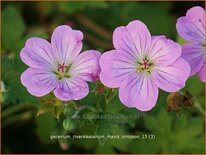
[20,6,205,112]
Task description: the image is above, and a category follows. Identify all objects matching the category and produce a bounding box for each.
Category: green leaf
[2,6,25,51]
[5,75,41,107]
[35,113,57,144]
[95,119,112,145]
[3,55,40,106]
[175,116,204,152]
[63,104,76,116]
[129,132,158,154]
[105,93,124,113]
[1,56,13,80]
[135,111,205,154]
[118,108,140,127]
[75,122,98,150]
[183,76,204,97]
[0,81,9,105]
[144,111,172,134]
[108,126,131,152]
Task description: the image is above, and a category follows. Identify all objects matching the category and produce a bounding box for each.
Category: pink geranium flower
[176,6,205,82]
[20,25,101,101]
[100,20,190,111]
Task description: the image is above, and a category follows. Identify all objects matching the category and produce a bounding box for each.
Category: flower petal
[21,68,57,97]
[69,50,101,82]
[54,78,89,101]
[51,25,83,65]
[186,6,205,29]
[20,37,56,70]
[119,74,158,111]
[182,44,205,76]
[100,50,137,88]
[152,58,190,92]
[198,63,205,82]
[113,20,151,59]
[176,16,205,44]
[148,36,182,66]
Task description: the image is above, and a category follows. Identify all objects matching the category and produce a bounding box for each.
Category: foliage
[128,111,204,154]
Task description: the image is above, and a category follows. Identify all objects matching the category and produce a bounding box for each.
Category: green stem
[69,100,77,105]
[105,88,110,99]
[78,105,91,111]
[74,13,111,40]
[91,83,100,93]
[106,89,117,103]
[72,105,91,119]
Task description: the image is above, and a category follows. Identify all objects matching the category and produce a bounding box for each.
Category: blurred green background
[1,1,205,154]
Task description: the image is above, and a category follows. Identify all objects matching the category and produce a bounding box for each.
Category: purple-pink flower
[20,25,101,101]
[176,6,205,82]
[100,20,190,111]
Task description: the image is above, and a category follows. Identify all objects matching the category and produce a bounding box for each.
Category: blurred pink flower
[20,25,101,101]
[176,6,205,82]
[100,20,190,111]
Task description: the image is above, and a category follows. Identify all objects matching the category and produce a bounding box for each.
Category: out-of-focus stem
[193,101,205,116]
[84,32,112,49]
[74,12,112,41]
[72,105,91,119]
[1,103,33,119]
[2,111,33,128]
[106,90,117,103]
[79,105,90,110]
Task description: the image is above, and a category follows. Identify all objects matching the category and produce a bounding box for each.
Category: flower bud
[63,105,76,116]
[59,139,69,151]
[62,118,77,132]
[167,92,182,113]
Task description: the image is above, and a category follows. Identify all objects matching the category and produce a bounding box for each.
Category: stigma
[53,62,70,79]
[58,63,68,72]
[137,58,153,73]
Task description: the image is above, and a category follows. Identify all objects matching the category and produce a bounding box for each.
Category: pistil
[53,62,70,79]
[137,58,153,73]
[58,63,68,72]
